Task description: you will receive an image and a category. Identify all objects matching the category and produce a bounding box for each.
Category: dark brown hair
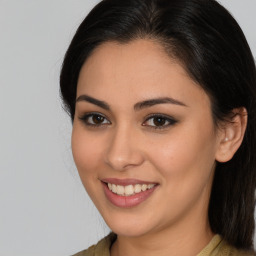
[60,0,256,250]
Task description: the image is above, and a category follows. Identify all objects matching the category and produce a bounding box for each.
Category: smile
[107,183,156,196]
[101,178,158,208]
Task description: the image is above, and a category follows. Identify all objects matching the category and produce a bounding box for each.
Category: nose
[104,125,144,171]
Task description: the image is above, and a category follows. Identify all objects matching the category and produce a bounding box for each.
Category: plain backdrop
[0,1,255,255]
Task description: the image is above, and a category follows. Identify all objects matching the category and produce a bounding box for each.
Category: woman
[60,0,256,255]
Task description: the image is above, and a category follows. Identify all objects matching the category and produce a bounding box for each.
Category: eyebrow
[76,94,187,111]
[134,97,187,110]
[76,94,110,110]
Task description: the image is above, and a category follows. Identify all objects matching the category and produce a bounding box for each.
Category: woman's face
[72,39,222,237]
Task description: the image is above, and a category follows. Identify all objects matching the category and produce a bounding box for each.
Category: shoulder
[72,244,95,256]
[216,239,255,256]
[198,235,255,256]
[72,233,117,256]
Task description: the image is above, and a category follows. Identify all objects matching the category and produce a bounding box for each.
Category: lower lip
[102,182,157,208]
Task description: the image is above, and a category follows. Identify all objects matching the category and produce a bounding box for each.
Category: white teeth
[107,183,156,196]
[125,185,134,196]
[141,184,147,191]
[134,184,142,193]
[112,184,117,193]
[148,184,154,189]
[116,185,125,196]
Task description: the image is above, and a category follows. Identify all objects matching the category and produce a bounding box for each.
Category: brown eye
[92,114,105,124]
[143,114,177,129]
[153,117,167,126]
[79,113,110,126]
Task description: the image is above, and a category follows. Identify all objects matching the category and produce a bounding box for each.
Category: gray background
[0,1,255,255]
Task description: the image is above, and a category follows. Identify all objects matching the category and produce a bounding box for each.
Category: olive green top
[72,233,254,256]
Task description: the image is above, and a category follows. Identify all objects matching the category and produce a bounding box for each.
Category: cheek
[144,125,217,222]
[71,126,103,180]
[148,122,217,185]
[71,126,108,206]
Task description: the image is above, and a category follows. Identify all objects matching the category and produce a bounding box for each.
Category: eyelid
[142,113,178,129]
[78,112,111,126]
[78,112,177,130]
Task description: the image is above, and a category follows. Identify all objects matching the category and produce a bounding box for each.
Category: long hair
[60,0,256,250]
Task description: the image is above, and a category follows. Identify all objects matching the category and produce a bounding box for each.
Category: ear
[215,107,247,163]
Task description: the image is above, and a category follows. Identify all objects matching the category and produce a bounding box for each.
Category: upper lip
[101,178,158,186]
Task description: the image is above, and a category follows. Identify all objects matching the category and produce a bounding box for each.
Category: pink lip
[101,179,158,208]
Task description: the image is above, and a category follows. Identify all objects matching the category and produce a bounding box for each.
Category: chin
[110,224,151,237]
[102,211,157,237]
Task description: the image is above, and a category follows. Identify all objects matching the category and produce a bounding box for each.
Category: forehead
[78,39,180,88]
[77,39,209,108]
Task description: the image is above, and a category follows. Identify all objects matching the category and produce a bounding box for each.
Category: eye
[79,113,111,127]
[143,114,177,129]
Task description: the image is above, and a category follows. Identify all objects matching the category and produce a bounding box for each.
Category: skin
[72,39,245,256]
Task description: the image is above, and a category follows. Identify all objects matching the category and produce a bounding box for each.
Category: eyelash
[78,112,177,130]
[143,114,177,130]
[78,112,111,127]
